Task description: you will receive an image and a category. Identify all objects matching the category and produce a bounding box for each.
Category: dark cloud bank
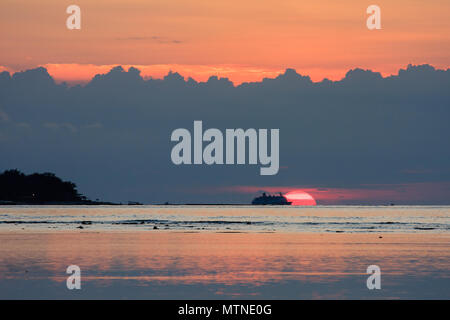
[0,65,449,204]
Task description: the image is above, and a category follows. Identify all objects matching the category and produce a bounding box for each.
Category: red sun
[284,190,317,206]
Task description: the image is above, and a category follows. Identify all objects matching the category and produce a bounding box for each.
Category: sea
[0,205,449,233]
[1,205,449,299]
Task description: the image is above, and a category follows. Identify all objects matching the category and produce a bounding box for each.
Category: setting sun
[284,191,317,206]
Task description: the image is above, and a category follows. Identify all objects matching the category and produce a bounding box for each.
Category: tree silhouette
[0,169,85,203]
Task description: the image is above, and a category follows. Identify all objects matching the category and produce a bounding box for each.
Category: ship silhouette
[251,192,292,205]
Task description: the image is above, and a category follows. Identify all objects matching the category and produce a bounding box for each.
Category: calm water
[0,205,449,233]
[0,206,449,299]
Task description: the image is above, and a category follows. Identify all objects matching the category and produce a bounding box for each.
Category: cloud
[43,122,78,133]
[0,64,449,204]
[115,36,182,44]
[0,109,10,122]
[84,122,103,129]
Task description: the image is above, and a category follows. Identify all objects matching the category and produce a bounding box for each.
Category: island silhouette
[0,169,115,205]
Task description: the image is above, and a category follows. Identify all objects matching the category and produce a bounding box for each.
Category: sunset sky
[1,0,449,84]
[1,1,450,204]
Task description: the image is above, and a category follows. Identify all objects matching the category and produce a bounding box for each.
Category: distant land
[0,169,255,206]
[0,169,116,205]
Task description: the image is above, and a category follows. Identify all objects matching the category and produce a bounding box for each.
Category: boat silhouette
[251,192,292,205]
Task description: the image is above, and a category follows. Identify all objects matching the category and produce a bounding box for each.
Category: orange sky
[1,0,449,84]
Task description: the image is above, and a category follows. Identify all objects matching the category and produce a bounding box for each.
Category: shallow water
[0,205,449,233]
[0,206,449,299]
[0,232,449,299]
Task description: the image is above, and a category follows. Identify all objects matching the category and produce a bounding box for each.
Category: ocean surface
[0,205,449,233]
[1,205,449,299]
